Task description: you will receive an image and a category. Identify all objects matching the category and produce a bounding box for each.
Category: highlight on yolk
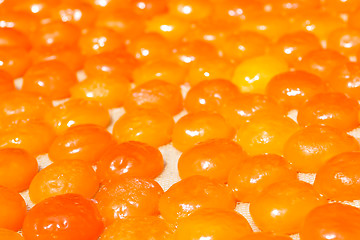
[232,55,288,93]
[283,125,360,173]
[94,177,164,226]
[158,175,236,223]
[178,138,248,183]
[28,160,100,204]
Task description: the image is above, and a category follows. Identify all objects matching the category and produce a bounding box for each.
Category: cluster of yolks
[1,0,360,240]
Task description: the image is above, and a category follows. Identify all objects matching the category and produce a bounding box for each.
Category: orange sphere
[327,28,360,58]
[250,180,326,234]
[219,93,285,129]
[0,47,32,78]
[314,152,360,201]
[263,0,321,15]
[323,0,360,13]
[82,0,131,11]
[186,18,238,47]
[184,78,240,113]
[266,70,327,110]
[283,125,360,172]
[146,14,190,41]
[270,31,322,66]
[127,33,172,62]
[228,154,297,202]
[297,92,359,131]
[79,27,125,56]
[327,61,360,100]
[178,139,248,183]
[159,175,236,223]
[112,109,174,147]
[96,10,145,40]
[0,11,40,35]
[0,186,26,231]
[12,0,62,20]
[124,80,183,115]
[83,51,138,79]
[232,55,288,94]
[222,31,270,63]
[48,124,115,164]
[300,203,360,240]
[168,0,213,21]
[0,91,52,127]
[235,114,299,156]
[96,141,164,182]
[29,160,99,204]
[172,111,235,152]
[31,21,81,49]
[100,216,173,240]
[44,99,111,135]
[22,194,104,240]
[174,208,252,240]
[0,148,38,192]
[240,13,290,41]
[22,60,78,100]
[0,28,31,50]
[212,0,263,22]
[52,1,97,30]
[132,60,187,85]
[70,77,131,108]
[171,40,219,66]
[31,47,85,71]
[185,57,235,86]
[0,228,24,240]
[290,11,346,41]
[129,0,168,18]
[95,177,164,226]
[0,122,55,155]
[297,49,348,80]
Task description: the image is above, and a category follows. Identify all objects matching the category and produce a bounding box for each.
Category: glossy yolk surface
[124,79,183,115]
[28,160,99,204]
[178,138,248,183]
[100,216,173,240]
[22,60,78,100]
[235,114,299,156]
[112,109,174,147]
[219,93,285,129]
[22,194,104,240]
[250,180,326,234]
[172,111,235,152]
[265,70,327,111]
[95,141,164,182]
[0,186,26,231]
[228,154,297,202]
[94,177,164,226]
[48,124,115,164]
[158,175,236,223]
[70,76,131,108]
[44,99,111,135]
[0,148,38,192]
[284,125,360,172]
[314,152,360,201]
[174,208,253,240]
[184,78,241,113]
[132,60,187,85]
[300,203,360,240]
[297,92,360,131]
